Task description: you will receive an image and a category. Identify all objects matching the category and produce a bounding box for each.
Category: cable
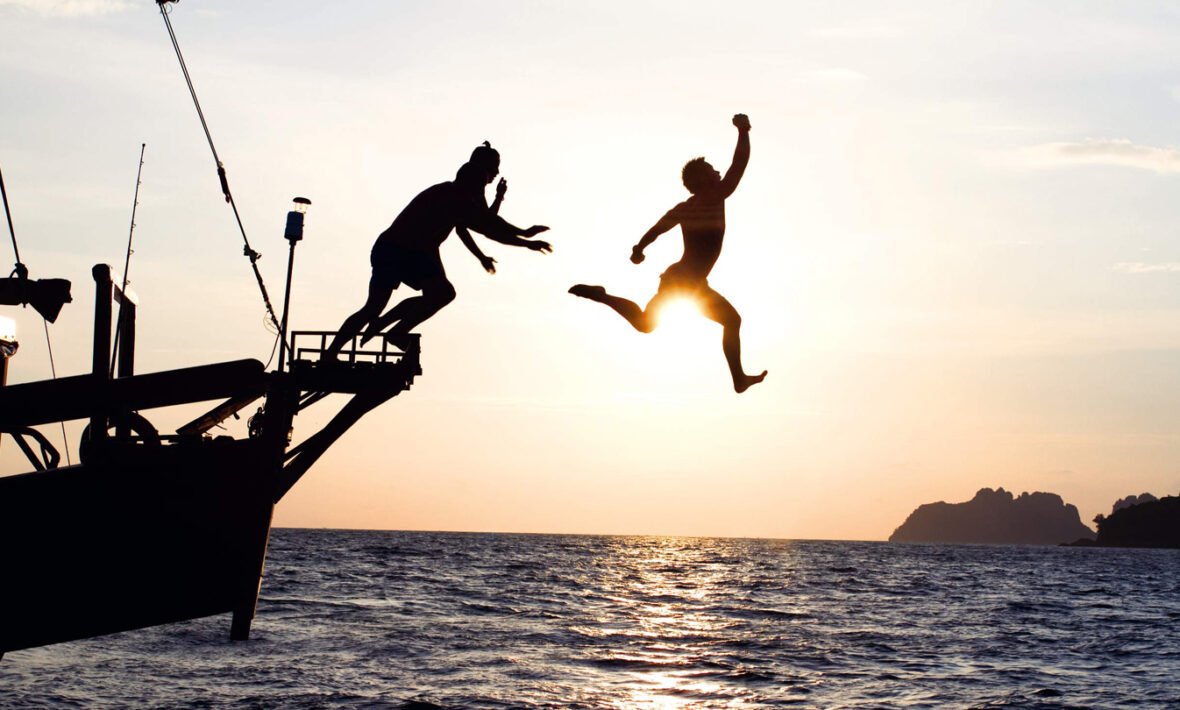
[157,1,281,333]
[42,319,72,467]
[0,153,27,278]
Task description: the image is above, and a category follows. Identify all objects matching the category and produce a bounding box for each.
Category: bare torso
[669,191,726,280]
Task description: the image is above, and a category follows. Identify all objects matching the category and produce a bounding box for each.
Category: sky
[1,0,1178,540]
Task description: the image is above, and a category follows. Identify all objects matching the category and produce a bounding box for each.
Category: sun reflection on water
[581,536,774,709]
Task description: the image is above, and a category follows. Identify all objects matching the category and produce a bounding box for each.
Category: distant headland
[888,487,1095,545]
[1084,494,1179,549]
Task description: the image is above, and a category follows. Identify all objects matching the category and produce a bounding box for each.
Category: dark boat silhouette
[0,265,420,657]
[0,1,428,659]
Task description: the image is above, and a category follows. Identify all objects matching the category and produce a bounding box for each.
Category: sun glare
[646,297,722,376]
[655,297,704,331]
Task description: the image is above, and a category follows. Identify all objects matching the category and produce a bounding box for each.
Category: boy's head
[468,141,501,184]
[681,157,721,194]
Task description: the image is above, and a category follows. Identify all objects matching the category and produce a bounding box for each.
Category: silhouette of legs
[696,286,767,393]
[369,276,457,349]
[359,298,413,346]
[324,280,394,359]
[570,282,766,393]
[569,284,672,334]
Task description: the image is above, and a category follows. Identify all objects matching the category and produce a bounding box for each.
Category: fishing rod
[110,143,146,377]
[155,0,281,333]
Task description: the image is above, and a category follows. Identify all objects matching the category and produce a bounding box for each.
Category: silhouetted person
[570,114,766,393]
[324,143,550,358]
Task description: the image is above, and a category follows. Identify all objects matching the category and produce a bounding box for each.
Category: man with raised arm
[323,142,550,359]
[570,114,766,393]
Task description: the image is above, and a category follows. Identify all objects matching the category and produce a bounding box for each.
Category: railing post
[116,297,135,379]
[91,265,112,444]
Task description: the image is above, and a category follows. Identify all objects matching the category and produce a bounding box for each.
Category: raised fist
[732,113,751,131]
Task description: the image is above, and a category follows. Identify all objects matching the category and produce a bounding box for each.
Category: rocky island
[889,487,1095,545]
[1089,494,1179,548]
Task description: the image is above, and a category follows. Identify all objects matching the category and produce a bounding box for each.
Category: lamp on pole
[277,197,310,373]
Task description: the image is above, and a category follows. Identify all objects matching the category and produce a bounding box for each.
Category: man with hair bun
[324,142,550,359]
[570,114,766,393]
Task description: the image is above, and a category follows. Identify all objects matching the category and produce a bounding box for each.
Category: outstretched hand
[496,178,507,199]
[733,113,751,131]
[527,240,552,254]
[480,255,497,274]
[522,225,549,238]
[630,245,645,264]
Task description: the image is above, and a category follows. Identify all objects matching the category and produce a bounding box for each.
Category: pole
[276,199,309,372]
[277,240,297,372]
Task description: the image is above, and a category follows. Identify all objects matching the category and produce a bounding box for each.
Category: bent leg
[383,276,457,347]
[698,287,766,393]
[325,279,394,359]
[359,298,415,345]
[569,284,666,334]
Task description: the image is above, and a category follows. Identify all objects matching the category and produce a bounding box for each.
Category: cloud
[1111,262,1180,273]
[809,25,903,40]
[990,139,1180,173]
[0,0,130,16]
[799,68,868,83]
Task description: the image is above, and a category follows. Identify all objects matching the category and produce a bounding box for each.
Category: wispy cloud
[1111,262,1180,273]
[809,25,903,40]
[799,68,868,83]
[989,139,1180,173]
[0,0,129,16]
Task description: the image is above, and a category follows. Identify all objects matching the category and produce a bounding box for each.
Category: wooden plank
[0,359,266,429]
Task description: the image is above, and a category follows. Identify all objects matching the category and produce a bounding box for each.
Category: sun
[651,296,720,356]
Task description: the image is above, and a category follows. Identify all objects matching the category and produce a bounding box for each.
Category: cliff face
[1094,496,1179,549]
[1111,493,1157,514]
[889,487,1096,545]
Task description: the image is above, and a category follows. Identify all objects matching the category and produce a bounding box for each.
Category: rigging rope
[42,319,71,466]
[1,155,71,465]
[0,152,27,279]
[156,0,281,333]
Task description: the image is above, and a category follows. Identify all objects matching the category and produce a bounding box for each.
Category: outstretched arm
[458,188,551,253]
[631,206,682,264]
[467,212,552,253]
[456,226,497,273]
[718,113,751,198]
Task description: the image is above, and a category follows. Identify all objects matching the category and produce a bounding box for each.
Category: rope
[0,154,27,278]
[1,155,69,464]
[42,319,72,466]
[157,1,281,333]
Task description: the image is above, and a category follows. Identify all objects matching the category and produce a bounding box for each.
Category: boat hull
[0,437,275,653]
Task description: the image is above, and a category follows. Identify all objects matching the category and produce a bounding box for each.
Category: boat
[0,1,428,659]
[0,259,420,657]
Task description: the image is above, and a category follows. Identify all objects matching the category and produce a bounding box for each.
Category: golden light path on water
[582,537,773,710]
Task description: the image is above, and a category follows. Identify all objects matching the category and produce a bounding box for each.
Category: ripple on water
[1,533,1176,709]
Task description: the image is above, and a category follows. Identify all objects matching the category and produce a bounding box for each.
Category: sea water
[2,531,1177,709]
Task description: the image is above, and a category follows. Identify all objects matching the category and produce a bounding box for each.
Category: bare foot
[382,332,417,351]
[734,370,768,394]
[569,284,607,301]
[358,328,381,347]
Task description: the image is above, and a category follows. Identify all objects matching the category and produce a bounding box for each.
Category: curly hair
[681,157,712,194]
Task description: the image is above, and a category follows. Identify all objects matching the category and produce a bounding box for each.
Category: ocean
[1,530,1176,709]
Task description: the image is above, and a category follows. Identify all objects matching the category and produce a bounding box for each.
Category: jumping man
[570,114,766,393]
[324,143,550,358]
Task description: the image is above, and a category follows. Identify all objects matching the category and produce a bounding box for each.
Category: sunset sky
[1,1,1178,540]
